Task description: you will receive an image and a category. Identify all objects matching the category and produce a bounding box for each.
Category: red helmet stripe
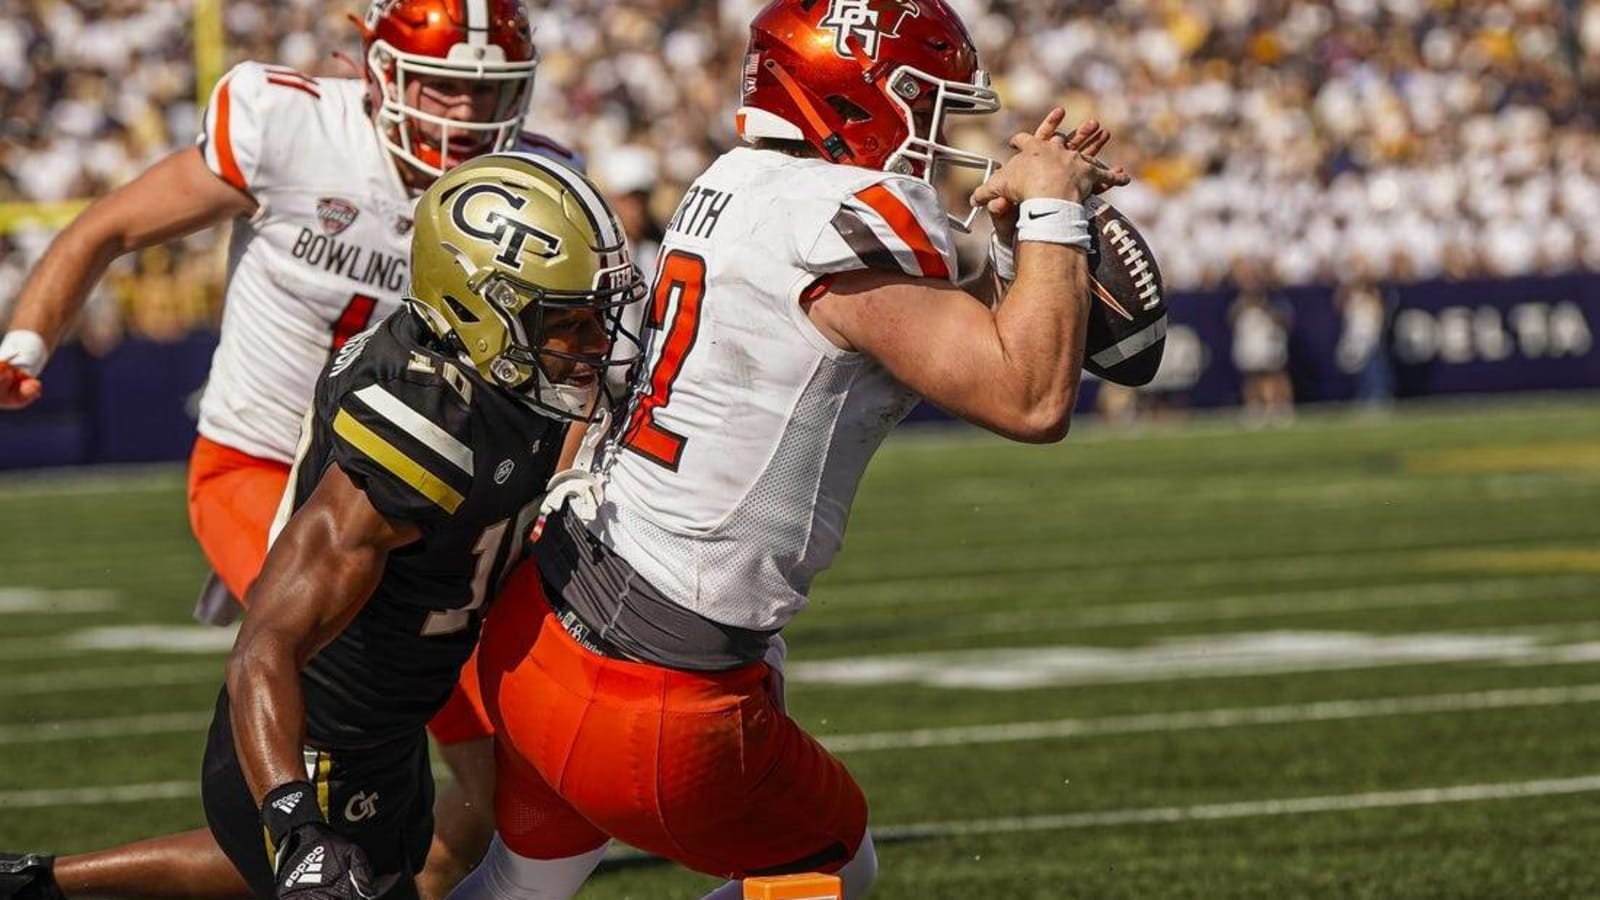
[854,184,949,280]
[212,78,247,190]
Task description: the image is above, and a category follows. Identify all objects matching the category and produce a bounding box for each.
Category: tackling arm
[225,464,418,802]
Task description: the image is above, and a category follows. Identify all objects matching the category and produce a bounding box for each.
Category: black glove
[261,781,375,900]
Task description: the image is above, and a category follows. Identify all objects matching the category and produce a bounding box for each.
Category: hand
[274,823,376,900]
[0,360,42,410]
[972,112,1129,213]
[985,110,1100,245]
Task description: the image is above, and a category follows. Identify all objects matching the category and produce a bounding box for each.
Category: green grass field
[4,397,1600,898]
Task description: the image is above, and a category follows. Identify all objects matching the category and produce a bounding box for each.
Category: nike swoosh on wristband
[1026,210,1060,220]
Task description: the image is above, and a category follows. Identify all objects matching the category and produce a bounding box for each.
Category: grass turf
[2,395,1599,897]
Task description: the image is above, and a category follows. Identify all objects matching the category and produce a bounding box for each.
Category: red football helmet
[357,0,538,177]
[738,0,1000,230]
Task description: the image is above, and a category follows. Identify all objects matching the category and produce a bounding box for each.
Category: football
[1082,197,1167,387]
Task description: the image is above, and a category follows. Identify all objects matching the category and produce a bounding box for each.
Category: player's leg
[52,832,250,900]
[483,566,876,890]
[418,644,497,900]
[187,437,291,621]
[417,737,495,900]
[0,699,254,900]
[442,742,609,900]
[481,572,873,895]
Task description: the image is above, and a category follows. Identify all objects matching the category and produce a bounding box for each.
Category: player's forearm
[990,241,1090,441]
[226,630,314,803]
[7,219,129,348]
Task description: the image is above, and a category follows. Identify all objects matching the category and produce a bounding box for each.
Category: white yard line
[0,781,196,808]
[0,711,211,745]
[4,682,1597,755]
[9,772,1597,835]
[0,662,220,696]
[0,589,119,615]
[787,627,1600,691]
[875,774,1600,840]
[966,575,1580,634]
[823,683,1600,752]
[0,625,237,662]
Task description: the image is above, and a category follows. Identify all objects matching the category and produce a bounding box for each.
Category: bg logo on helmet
[822,0,921,60]
[450,183,563,266]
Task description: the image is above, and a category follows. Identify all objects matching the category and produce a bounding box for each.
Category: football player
[0,1,574,894]
[3,153,641,900]
[452,1,1129,899]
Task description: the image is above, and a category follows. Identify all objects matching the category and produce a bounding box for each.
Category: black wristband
[260,780,325,846]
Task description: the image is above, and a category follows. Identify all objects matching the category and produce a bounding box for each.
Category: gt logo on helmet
[450,183,563,267]
[821,0,920,60]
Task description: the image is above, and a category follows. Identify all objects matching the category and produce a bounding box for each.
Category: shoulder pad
[197,61,325,192]
[325,341,478,522]
[802,174,957,282]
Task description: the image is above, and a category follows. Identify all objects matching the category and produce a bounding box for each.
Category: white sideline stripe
[0,625,237,661]
[0,589,118,615]
[0,711,212,745]
[0,662,219,696]
[964,575,1572,636]
[0,781,196,808]
[788,626,1600,692]
[823,683,1600,753]
[9,773,1598,836]
[352,384,473,474]
[4,682,1597,752]
[875,774,1600,840]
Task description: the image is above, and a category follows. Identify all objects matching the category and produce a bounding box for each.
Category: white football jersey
[590,147,959,631]
[194,61,577,463]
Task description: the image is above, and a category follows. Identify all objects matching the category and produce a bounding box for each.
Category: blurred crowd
[1,0,1598,339]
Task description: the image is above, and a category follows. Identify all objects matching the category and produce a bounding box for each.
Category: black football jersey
[284,308,563,747]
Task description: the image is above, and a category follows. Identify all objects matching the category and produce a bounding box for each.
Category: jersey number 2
[621,250,706,470]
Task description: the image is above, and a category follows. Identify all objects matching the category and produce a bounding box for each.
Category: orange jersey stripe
[212,78,247,190]
[854,184,949,280]
[266,75,321,99]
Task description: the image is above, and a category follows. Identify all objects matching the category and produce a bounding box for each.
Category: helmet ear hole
[826,96,873,122]
[444,295,479,323]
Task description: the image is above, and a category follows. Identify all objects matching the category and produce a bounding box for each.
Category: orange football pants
[186,435,493,746]
[480,560,868,877]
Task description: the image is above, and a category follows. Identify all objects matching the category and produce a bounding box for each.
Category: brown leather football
[1082,197,1167,386]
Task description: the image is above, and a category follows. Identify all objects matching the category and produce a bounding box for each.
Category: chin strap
[764,59,852,162]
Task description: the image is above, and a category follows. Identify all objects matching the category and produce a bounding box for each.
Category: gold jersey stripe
[333,409,465,513]
[315,751,331,818]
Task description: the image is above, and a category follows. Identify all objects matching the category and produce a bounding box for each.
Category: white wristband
[0,330,48,376]
[988,231,1017,282]
[1016,198,1091,250]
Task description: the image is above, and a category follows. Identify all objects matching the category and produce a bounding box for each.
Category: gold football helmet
[408,152,644,420]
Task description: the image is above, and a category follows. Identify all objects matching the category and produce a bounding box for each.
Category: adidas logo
[271,791,304,816]
[284,847,325,888]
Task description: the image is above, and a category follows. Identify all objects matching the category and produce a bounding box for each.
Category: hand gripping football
[1082,197,1166,386]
